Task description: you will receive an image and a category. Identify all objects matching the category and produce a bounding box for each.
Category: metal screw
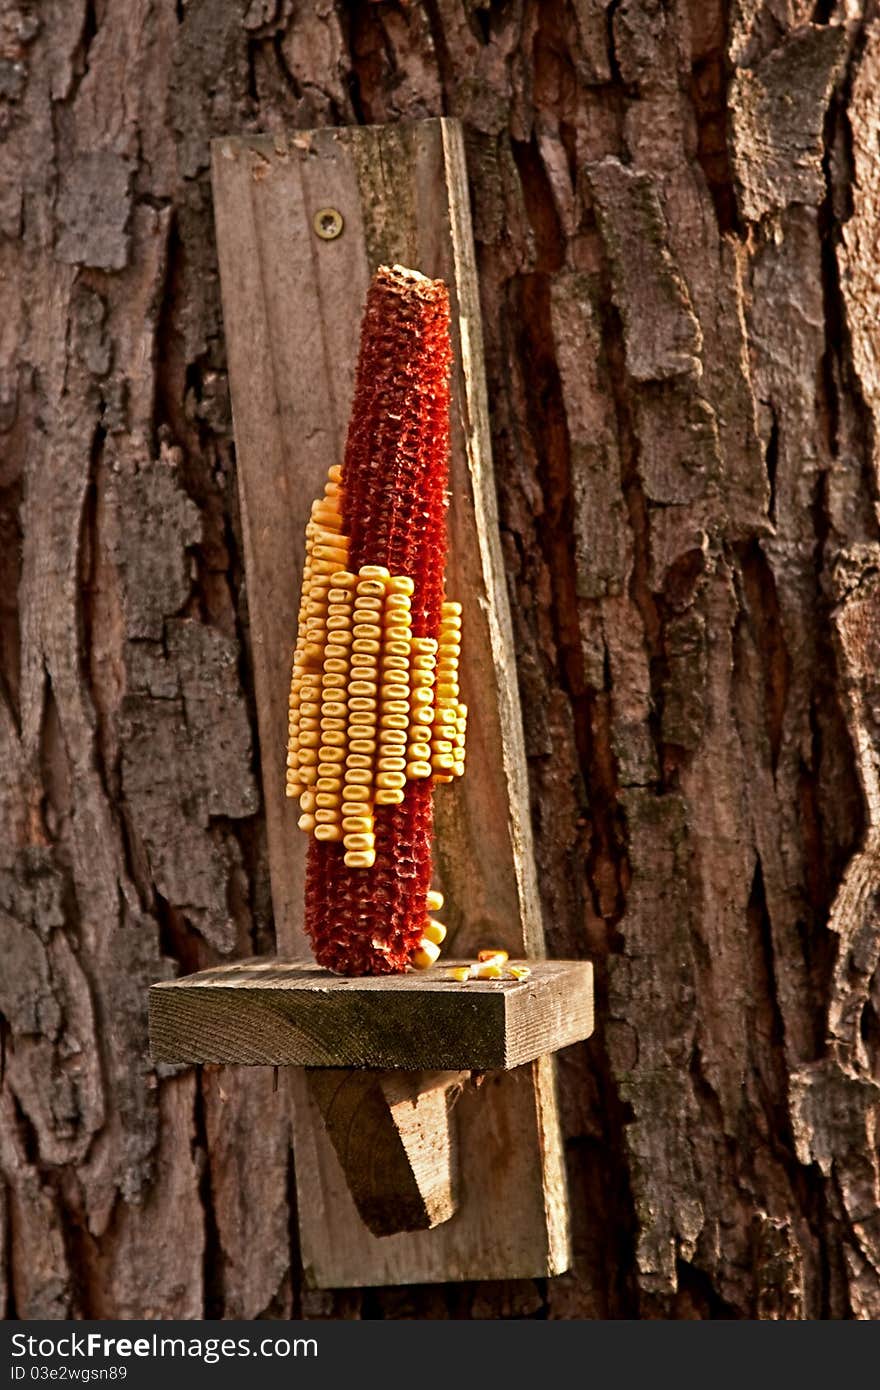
[313,207,344,241]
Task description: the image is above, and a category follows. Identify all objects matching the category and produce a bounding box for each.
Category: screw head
[313,207,344,241]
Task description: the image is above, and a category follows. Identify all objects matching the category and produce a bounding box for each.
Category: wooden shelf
[149,958,593,1071]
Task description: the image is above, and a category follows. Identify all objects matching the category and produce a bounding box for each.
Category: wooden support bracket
[149,959,593,1238]
[195,116,593,1287]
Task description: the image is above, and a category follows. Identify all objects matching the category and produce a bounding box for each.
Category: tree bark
[1,0,879,1320]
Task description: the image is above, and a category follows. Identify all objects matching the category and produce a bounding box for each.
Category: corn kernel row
[289,485,466,870]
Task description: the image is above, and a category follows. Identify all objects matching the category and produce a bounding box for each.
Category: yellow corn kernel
[377,756,406,772]
[406,761,432,779]
[320,731,346,749]
[423,918,446,945]
[342,785,370,803]
[384,640,411,657]
[432,739,454,756]
[353,624,382,642]
[344,849,376,868]
[318,749,345,767]
[478,949,509,964]
[410,707,434,726]
[432,753,456,772]
[357,579,386,598]
[330,570,357,588]
[441,600,462,617]
[349,738,377,754]
[387,576,414,596]
[375,771,405,790]
[382,700,410,716]
[349,698,377,713]
[379,713,409,730]
[299,791,317,814]
[314,823,343,842]
[380,729,407,744]
[342,815,372,833]
[342,800,370,816]
[411,939,441,969]
[474,963,503,979]
[509,966,531,980]
[343,832,375,853]
[298,766,317,784]
[285,784,298,798]
[408,741,431,761]
[316,776,343,794]
[345,753,373,770]
[449,966,471,982]
[381,683,410,700]
[327,464,343,482]
[411,637,438,655]
[315,807,341,824]
[374,787,405,805]
[298,813,316,832]
[427,889,444,911]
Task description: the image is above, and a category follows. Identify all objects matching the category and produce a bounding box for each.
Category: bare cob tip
[375,263,450,305]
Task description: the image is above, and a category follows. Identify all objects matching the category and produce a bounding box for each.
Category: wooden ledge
[149,958,593,1071]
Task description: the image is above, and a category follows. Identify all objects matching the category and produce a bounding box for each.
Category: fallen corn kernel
[473,962,503,979]
[509,966,531,980]
[411,939,441,969]
[448,967,471,982]
[478,949,509,964]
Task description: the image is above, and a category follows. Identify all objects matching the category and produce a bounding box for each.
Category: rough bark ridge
[1,0,878,1319]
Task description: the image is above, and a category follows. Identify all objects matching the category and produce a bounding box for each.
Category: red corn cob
[303,265,452,974]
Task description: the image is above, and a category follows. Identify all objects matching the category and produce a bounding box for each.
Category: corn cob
[286,265,466,975]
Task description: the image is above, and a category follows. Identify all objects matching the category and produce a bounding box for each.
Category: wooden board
[211,118,572,1287]
[149,959,594,1070]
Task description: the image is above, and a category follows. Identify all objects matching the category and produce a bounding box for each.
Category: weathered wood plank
[149,959,594,1070]
[210,117,571,1286]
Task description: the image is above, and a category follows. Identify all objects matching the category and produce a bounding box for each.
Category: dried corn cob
[286,265,466,974]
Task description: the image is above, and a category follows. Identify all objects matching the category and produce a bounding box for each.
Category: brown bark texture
[1,0,879,1321]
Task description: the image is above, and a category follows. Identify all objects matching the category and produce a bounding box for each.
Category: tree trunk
[2,0,879,1321]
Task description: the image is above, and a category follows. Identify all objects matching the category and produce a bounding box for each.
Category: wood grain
[149,959,594,1069]
[211,118,570,1286]
[307,1069,466,1237]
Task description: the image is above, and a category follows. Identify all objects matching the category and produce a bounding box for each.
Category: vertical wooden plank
[212,119,570,1287]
